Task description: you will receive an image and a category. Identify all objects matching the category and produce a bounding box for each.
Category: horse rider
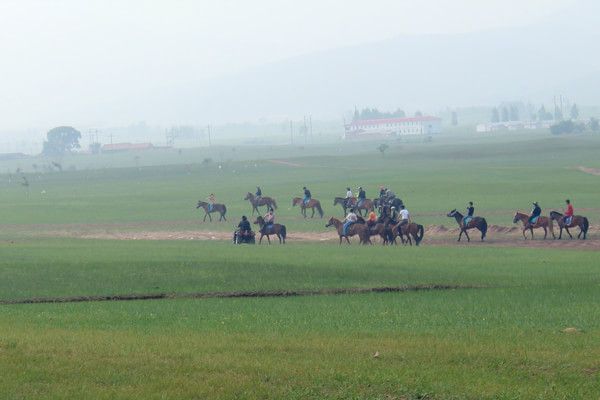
[302,187,312,206]
[463,201,475,227]
[342,208,358,236]
[379,186,387,202]
[237,215,252,239]
[357,186,366,208]
[385,188,396,205]
[344,187,354,209]
[398,204,411,232]
[263,207,275,229]
[367,210,378,227]
[389,206,399,223]
[528,202,542,226]
[255,186,262,201]
[564,199,574,226]
[207,193,216,212]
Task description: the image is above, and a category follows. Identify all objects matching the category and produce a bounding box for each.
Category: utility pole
[309,115,313,141]
[290,120,294,145]
[303,115,308,145]
[207,124,212,147]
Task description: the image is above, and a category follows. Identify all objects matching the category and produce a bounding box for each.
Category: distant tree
[509,105,520,121]
[353,108,360,121]
[356,107,406,120]
[451,111,458,126]
[42,126,81,156]
[414,111,423,117]
[392,108,406,118]
[538,105,552,121]
[491,107,500,123]
[501,107,510,122]
[377,143,389,157]
[550,120,576,135]
[589,117,599,132]
[570,103,580,120]
[554,105,563,121]
[89,142,102,155]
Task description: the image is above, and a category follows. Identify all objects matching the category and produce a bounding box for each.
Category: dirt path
[577,166,600,176]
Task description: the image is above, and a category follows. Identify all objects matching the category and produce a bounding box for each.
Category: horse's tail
[315,202,324,218]
[281,225,286,243]
[480,218,488,240]
[583,217,589,234]
[222,204,227,216]
[271,199,278,210]
[416,224,424,245]
[548,217,555,238]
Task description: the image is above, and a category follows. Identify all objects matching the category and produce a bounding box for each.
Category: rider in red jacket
[564,199,574,224]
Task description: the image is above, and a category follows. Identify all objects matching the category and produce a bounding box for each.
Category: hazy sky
[0,0,582,129]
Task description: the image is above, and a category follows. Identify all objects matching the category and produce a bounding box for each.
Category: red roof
[349,116,441,127]
[102,142,154,151]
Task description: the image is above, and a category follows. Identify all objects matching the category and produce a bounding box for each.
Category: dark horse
[394,222,425,246]
[244,193,278,215]
[254,216,286,244]
[447,209,487,242]
[549,211,589,240]
[196,201,227,222]
[513,211,554,240]
[333,197,374,216]
[292,197,324,218]
[325,217,371,245]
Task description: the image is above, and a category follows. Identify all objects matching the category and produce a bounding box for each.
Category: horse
[244,193,278,215]
[394,222,425,246]
[325,217,372,245]
[254,216,286,244]
[512,211,554,240]
[292,197,324,218]
[549,211,589,240]
[364,222,395,245]
[334,197,375,216]
[447,209,487,242]
[196,201,227,222]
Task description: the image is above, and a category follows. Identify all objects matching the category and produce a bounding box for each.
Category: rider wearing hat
[564,199,574,226]
[264,207,275,227]
[303,187,311,205]
[343,208,358,236]
[357,186,366,208]
[255,186,262,201]
[464,201,475,226]
[344,187,354,209]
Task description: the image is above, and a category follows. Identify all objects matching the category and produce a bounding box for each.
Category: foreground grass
[0,239,600,398]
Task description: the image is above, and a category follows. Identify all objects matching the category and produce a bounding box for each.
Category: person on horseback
[385,189,396,206]
[303,187,311,206]
[344,187,354,209]
[379,186,386,202]
[342,208,358,236]
[463,201,474,227]
[529,202,541,225]
[389,206,399,222]
[255,186,262,201]
[564,199,574,226]
[398,205,410,229]
[367,210,377,226]
[207,193,216,212]
[263,207,275,229]
[357,186,366,208]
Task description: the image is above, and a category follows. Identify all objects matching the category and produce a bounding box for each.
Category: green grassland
[1,240,600,399]
[1,130,600,399]
[0,130,599,233]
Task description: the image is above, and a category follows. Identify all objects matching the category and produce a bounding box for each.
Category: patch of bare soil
[0,284,481,306]
[577,166,600,176]
[267,159,303,168]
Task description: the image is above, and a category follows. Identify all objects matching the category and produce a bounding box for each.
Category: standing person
[564,199,574,226]
[464,201,475,227]
[302,187,311,206]
[342,208,358,236]
[344,187,354,209]
[528,202,542,226]
[207,193,216,212]
[357,186,366,208]
[255,186,262,201]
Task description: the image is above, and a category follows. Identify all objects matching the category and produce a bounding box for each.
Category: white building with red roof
[344,116,442,140]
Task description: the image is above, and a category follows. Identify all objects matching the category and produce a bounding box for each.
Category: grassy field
[0,130,599,233]
[1,130,600,398]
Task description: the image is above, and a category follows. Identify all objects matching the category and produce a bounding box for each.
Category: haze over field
[1,0,598,135]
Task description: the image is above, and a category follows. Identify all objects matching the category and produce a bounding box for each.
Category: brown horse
[244,193,278,215]
[333,197,374,216]
[365,222,395,245]
[447,209,487,242]
[254,216,286,244]
[292,197,324,218]
[513,211,554,240]
[394,222,425,246]
[550,211,589,240]
[325,217,371,245]
[196,201,227,222]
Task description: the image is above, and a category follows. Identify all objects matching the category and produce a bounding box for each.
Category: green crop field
[1,130,600,399]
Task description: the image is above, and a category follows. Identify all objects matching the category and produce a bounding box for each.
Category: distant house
[344,116,442,140]
[101,143,154,152]
[476,121,554,133]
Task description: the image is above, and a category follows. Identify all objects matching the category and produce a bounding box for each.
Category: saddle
[564,216,573,226]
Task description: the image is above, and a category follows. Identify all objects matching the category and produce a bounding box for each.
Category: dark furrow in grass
[0,284,486,306]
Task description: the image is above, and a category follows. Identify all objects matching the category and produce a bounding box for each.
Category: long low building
[344,116,442,140]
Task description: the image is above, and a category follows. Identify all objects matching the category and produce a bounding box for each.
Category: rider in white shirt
[344,187,354,209]
[343,209,358,235]
[399,205,410,227]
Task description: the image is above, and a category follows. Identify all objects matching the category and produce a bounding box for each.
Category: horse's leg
[543,226,547,240]
[266,235,271,245]
[565,227,573,239]
[457,229,463,242]
[203,212,207,222]
[339,235,342,245]
[259,234,263,244]
[522,228,527,240]
[345,236,351,245]
[311,208,315,218]
[464,229,471,242]
[530,227,534,240]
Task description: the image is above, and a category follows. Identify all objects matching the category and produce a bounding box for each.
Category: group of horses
[196,193,591,245]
